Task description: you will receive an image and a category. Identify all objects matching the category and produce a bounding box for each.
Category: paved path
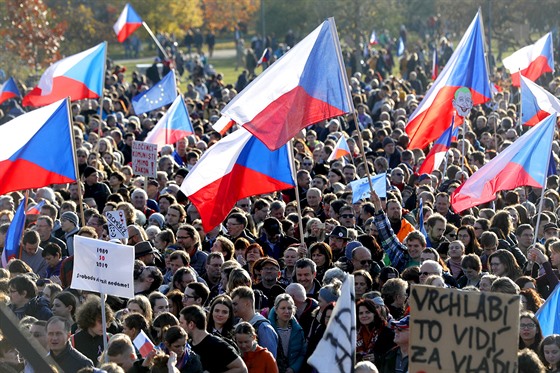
[116,48,235,64]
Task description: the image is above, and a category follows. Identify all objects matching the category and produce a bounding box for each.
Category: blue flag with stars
[132,70,177,115]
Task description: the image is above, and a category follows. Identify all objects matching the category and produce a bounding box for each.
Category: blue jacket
[269,307,307,373]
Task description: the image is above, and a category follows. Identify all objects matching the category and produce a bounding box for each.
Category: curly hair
[76,295,114,330]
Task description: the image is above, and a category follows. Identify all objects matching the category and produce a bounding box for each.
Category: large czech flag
[0,99,77,195]
[113,3,143,43]
[215,18,353,151]
[520,75,560,126]
[180,128,295,231]
[406,12,491,150]
[22,43,106,107]
[503,32,554,87]
[0,77,21,105]
[451,114,556,213]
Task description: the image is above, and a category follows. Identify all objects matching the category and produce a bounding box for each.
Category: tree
[203,0,259,32]
[0,0,65,76]
[130,0,204,37]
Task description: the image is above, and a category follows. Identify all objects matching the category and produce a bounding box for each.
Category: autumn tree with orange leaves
[0,0,65,76]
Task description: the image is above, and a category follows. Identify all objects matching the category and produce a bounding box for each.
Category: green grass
[117,56,241,92]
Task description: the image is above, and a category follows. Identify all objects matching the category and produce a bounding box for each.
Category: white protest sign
[71,236,135,298]
[105,210,128,239]
[409,285,520,373]
[132,141,157,178]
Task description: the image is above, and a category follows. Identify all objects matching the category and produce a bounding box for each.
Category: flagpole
[142,22,170,60]
[100,293,109,363]
[517,68,523,127]
[329,18,377,201]
[98,41,108,140]
[460,112,466,174]
[288,141,307,247]
[18,191,30,260]
[533,181,547,245]
[66,97,86,226]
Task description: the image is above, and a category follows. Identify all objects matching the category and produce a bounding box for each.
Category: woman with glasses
[519,312,544,353]
[488,249,522,281]
[456,225,482,255]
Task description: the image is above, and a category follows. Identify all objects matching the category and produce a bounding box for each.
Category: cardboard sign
[132,141,157,177]
[105,210,128,239]
[409,285,520,373]
[71,236,134,298]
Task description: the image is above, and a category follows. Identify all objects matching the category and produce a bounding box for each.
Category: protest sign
[132,141,157,177]
[349,173,386,203]
[71,236,135,298]
[105,210,128,240]
[409,285,520,373]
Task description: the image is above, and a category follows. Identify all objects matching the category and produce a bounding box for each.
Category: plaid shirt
[374,210,410,273]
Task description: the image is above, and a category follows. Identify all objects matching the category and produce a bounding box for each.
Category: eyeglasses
[182,294,196,301]
[473,226,482,230]
[238,204,250,208]
[394,173,403,177]
[176,235,191,240]
[360,260,374,266]
[340,214,354,219]
[448,234,457,239]
[303,162,313,166]
[520,323,536,329]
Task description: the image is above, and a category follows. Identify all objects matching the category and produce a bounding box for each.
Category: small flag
[418,198,428,238]
[0,77,21,105]
[520,75,560,126]
[26,200,45,215]
[308,275,356,372]
[1,199,25,268]
[536,283,560,336]
[369,30,377,45]
[417,118,455,175]
[132,70,177,115]
[113,3,143,43]
[349,173,387,204]
[327,136,351,162]
[133,330,155,358]
[397,37,405,57]
[257,48,270,66]
[431,49,439,80]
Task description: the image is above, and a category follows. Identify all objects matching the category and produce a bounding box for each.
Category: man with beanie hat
[382,136,401,169]
[60,211,80,256]
[83,166,111,212]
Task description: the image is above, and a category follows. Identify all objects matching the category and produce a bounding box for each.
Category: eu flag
[132,70,177,115]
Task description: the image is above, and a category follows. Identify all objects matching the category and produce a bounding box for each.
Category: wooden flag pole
[66,97,86,226]
[288,141,307,248]
[142,22,170,60]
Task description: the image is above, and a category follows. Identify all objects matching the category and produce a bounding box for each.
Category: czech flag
[216,18,353,151]
[144,95,194,151]
[132,70,177,115]
[405,12,491,150]
[180,128,295,231]
[369,30,378,46]
[417,119,455,175]
[257,48,270,66]
[431,49,439,81]
[451,114,556,213]
[520,75,560,126]
[133,330,155,358]
[113,3,143,43]
[418,197,428,238]
[22,43,106,108]
[0,77,21,105]
[26,200,45,215]
[327,135,351,162]
[0,99,77,195]
[503,32,554,87]
[1,199,25,268]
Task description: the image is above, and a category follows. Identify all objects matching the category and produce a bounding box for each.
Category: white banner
[105,210,128,239]
[132,141,157,177]
[71,236,135,298]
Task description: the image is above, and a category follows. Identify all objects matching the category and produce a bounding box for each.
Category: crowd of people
[1,21,560,373]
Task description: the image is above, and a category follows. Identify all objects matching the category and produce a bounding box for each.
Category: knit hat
[61,211,79,227]
[148,213,165,229]
[345,240,363,260]
[319,284,340,304]
[382,137,395,147]
[83,166,98,178]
